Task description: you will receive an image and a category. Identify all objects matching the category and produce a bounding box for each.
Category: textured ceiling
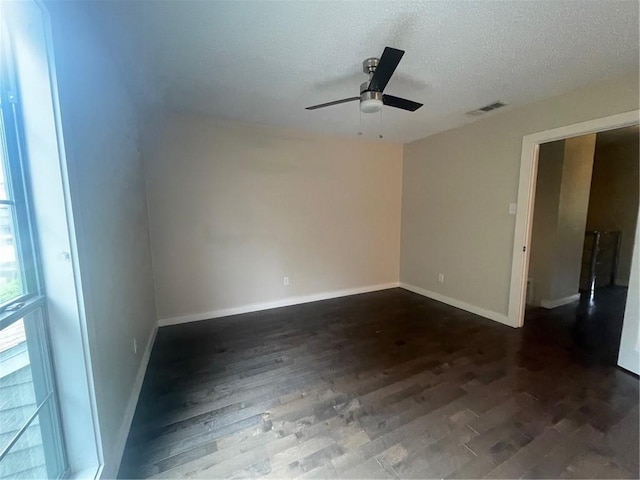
[86,1,639,143]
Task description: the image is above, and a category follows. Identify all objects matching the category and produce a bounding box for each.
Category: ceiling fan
[306,47,423,114]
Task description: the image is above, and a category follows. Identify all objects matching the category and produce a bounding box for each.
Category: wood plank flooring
[119,288,639,479]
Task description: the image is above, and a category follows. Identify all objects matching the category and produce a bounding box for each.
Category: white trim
[540,293,581,309]
[508,110,640,328]
[107,324,158,479]
[399,282,512,327]
[158,283,400,327]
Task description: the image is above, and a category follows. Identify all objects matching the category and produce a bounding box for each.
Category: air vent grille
[467,101,508,116]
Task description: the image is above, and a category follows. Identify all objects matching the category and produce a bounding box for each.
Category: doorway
[508,110,640,372]
[524,126,638,365]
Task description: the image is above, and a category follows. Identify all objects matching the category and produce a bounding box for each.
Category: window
[0,27,67,479]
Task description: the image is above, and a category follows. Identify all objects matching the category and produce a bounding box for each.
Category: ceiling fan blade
[383,94,423,112]
[305,97,360,110]
[368,47,404,92]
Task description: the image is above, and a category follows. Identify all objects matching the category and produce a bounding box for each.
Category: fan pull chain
[358,109,363,136]
[379,108,383,139]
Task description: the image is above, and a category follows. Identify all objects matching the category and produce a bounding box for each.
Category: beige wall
[528,140,564,305]
[401,74,639,318]
[144,114,403,321]
[587,131,640,285]
[552,135,596,301]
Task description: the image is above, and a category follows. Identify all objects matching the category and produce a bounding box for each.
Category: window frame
[0,21,69,479]
[0,41,42,311]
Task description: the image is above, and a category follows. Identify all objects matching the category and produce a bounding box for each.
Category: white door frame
[507,109,640,328]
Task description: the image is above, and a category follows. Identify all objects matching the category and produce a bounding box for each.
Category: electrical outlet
[438,273,445,284]
[283,276,290,286]
[133,338,138,355]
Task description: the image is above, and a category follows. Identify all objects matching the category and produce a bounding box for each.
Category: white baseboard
[158,282,400,327]
[106,323,158,479]
[541,293,581,309]
[399,282,514,327]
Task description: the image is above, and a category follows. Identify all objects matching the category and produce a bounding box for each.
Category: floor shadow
[523,286,628,367]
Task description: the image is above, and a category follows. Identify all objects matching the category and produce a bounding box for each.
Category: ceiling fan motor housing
[360,57,384,113]
[362,57,380,75]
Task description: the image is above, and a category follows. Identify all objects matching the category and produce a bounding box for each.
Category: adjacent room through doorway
[525,125,639,367]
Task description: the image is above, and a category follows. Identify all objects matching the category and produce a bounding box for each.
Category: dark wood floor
[119,288,639,479]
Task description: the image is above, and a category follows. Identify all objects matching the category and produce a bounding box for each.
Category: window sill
[66,464,102,480]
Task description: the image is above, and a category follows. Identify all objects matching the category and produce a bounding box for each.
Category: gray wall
[47,4,157,477]
[401,74,639,320]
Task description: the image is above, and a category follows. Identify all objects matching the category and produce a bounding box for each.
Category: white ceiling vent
[467,101,508,116]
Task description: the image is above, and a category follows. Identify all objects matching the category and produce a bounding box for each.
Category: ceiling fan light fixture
[360,98,383,113]
[360,90,383,113]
